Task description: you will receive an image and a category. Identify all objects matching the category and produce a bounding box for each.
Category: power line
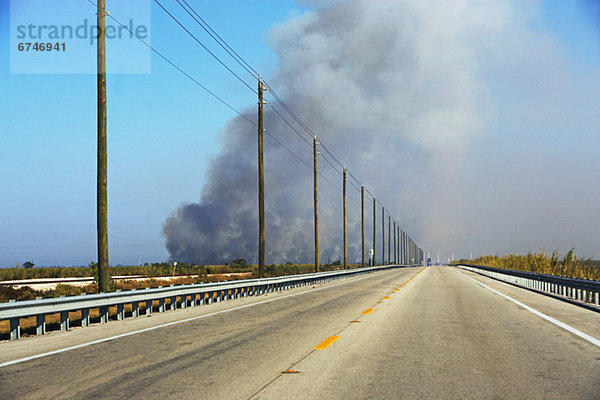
[320,152,344,177]
[169,0,382,214]
[85,0,255,127]
[88,0,420,254]
[176,0,260,80]
[268,105,313,148]
[265,132,312,170]
[154,0,257,94]
[262,81,317,143]
[319,141,345,169]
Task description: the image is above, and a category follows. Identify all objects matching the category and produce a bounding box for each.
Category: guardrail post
[158,298,165,312]
[60,311,70,331]
[181,295,188,309]
[117,304,124,321]
[595,291,599,305]
[81,309,90,327]
[145,300,153,315]
[170,296,177,311]
[100,306,108,323]
[132,302,139,318]
[191,294,197,307]
[10,317,20,340]
[36,314,46,335]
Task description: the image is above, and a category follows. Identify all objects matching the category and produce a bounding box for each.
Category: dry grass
[455,249,600,281]
[0,287,254,339]
[0,262,354,338]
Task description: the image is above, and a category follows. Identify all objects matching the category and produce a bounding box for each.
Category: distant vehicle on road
[426,257,432,266]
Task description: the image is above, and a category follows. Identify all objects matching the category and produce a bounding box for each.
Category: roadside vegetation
[0,262,225,281]
[0,259,356,281]
[0,259,356,338]
[0,259,356,302]
[453,249,600,281]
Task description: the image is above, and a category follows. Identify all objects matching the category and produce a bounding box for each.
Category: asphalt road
[1,266,599,399]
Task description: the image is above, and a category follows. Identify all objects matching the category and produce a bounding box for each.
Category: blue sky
[0,0,305,267]
[0,0,599,267]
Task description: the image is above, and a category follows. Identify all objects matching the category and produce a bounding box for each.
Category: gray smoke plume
[163,0,600,263]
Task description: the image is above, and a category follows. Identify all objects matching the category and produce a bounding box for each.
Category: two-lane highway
[255,267,600,399]
[1,266,599,399]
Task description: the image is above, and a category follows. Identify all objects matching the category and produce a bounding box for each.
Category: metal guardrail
[0,265,405,341]
[456,264,600,307]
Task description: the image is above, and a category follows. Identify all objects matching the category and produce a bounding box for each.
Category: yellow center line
[314,336,340,350]
[362,308,374,314]
[382,296,390,300]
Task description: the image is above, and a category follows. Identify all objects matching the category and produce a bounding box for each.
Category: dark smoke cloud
[163,0,600,263]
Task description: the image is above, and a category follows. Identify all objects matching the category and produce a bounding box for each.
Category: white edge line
[455,269,600,348]
[0,269,395,368]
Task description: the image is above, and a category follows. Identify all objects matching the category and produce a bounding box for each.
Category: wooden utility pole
[395,226,397,264]
[397,226,400,264]
[258,78,265,278]
[361,185,365,267]
[381,207,385,265]
[343,168,347,269]
[405,232,408,264]
[313,136,319,272]
[372,197,376,265]
[393,220,396,264]
[401,230,404,265]
[388,215,392,264]
[96,0,110,293]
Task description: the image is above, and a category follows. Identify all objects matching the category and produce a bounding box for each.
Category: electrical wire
[176,0,260,80]
[268,105,313,148]
[320,153,344,177]
[265,132,312,170]
[88,0,415,244]
[154,0,257,94]
[86,0,255,127]
[168,0,383,212]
